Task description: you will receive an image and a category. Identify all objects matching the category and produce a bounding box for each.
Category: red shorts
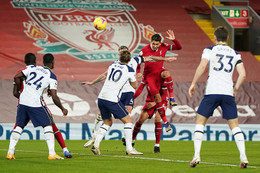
[144,68,166,96]
[142,100,168,119]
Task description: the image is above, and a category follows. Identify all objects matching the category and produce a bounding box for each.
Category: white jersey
[19,66,58,107]
[121,56,143,93]
[98,61,136,102]
[202,44,242,96]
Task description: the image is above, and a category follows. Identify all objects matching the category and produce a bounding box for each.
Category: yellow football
[93,17,107,30]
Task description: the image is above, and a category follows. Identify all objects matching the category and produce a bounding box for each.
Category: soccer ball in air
[93,17,107,30]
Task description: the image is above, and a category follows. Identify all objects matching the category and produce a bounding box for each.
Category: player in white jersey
[82,46,176,148]
[90,50,143,155]
[188,26,248,168]
[12,53,72,158]
[7,53,68,160]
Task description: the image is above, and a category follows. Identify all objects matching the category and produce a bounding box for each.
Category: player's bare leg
[228,118,248,168]
[190,114,207,167]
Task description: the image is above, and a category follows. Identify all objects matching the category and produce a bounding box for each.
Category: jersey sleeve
[168,39,182,50]
[201,48,211,60]
[21,67,30,77]
[129,72,136,82]
[133,56,144,65]
[49,72,58,90]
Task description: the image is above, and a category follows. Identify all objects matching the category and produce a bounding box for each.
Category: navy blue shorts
[197,94,238,120]
[98,98,129,120]
[120,92,134,107]
[16,104,53,127]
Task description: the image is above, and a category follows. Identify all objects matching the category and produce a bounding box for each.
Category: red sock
[165,76,174,98]
[156,102,168,123]
[52,123,66,149]
[132,122,142,140]
[155,122,162,144]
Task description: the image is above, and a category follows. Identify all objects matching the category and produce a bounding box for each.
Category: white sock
[124,123,133,152]
[154,144,159,147]
[232,127,246,160]
[92,115,103,140]
[62,147,69,153]
[94,114,103,131]
[44,126,55,155]
[8,126,23,154]
[93,124,110,148]
[193,124,204,158]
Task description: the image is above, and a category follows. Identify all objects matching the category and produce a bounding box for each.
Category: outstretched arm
[189,58,208,98]
[143,56,177,62]
[81,71,108,85]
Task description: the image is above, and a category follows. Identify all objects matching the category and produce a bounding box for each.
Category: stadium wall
[1,0,259,141]
[1,123,259,141]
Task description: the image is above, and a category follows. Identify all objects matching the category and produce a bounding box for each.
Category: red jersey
[138,39,182,76]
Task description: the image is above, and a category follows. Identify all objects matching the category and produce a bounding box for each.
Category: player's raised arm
[81,71,108,85]
[166,30,176,40]
[165,30,182,50]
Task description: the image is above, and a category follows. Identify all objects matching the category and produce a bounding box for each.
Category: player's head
[119,50,131,64]
[24,53,36,66]
[118,45,129,56]
[43,53,54,69]
[214,26,229,42]
[151,34,162,51]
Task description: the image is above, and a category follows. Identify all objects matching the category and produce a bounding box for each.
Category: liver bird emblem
[83,28,119,50]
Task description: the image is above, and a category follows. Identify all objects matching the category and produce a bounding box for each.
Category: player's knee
[161,71,170,78]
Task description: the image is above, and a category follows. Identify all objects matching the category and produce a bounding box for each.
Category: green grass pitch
[0,140,259,172]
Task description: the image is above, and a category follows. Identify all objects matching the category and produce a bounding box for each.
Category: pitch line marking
[1,149,259,169]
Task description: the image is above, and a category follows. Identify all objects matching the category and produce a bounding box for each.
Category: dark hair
[151,34,162,42]
[118,45,129,51]
[119,51,131,63]
[24,53,36,65]
[43,53,54,65]
[214,26,228,42]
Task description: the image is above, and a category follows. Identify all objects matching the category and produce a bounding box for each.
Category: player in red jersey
[131,78,169,153]
[137,30,182,132]
[12,53,72,158]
